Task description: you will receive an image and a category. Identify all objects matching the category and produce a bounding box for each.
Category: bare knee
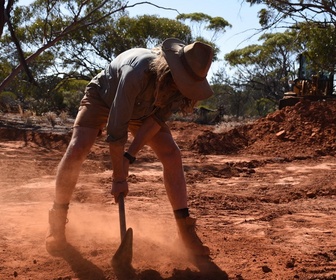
[148,131,183,165]
[63,139,91,163]
[61,127,98,163]
[158,145,182,164]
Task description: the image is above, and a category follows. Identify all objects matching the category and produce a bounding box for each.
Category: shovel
[111,194,133,267]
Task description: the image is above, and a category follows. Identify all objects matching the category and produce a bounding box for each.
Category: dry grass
[43,111,58,127]
[18,105,35,125]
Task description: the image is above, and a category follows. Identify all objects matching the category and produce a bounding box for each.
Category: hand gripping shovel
[111,194,133,267]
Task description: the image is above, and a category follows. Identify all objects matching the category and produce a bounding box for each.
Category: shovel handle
[118,194,127,241]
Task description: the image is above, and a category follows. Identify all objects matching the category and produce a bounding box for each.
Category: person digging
[46,38,214,262]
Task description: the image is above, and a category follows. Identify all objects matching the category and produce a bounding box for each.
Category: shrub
[0,91,17,112]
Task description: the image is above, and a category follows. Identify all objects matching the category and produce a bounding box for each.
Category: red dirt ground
[0,99,336,280]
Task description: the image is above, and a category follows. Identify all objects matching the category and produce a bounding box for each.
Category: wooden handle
[118,194,127,241]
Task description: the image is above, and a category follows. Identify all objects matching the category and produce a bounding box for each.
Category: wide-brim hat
[161,38,214,101]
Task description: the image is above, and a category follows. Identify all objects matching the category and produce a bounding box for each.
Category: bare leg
[55,126,99,204]
[147,131,210,257]
[46,126,99,252]
[147,131,188,210]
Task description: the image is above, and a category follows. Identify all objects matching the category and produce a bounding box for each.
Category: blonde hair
[150,50,196,115]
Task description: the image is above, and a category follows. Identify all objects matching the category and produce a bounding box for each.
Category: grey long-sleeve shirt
[86,48,174,144]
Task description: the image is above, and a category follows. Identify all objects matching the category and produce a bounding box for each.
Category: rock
[306,191,316,198]
[90,249,99,256]
[286,258,295,268]
[262,265,272,273]
[276,130,286,139]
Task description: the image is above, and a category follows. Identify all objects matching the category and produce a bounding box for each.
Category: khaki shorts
[74,87,109,131]
[74,87,171,136]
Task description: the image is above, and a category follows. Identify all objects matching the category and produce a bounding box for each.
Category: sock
[174,208,190,219]
[53,202,69,210]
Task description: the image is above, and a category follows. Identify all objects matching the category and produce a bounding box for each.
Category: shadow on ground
[51,245,228,280]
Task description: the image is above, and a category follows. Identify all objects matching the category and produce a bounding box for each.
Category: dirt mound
[0,117,72,149]
[0,126,71,149]
[189,128,248,155]
[1,99,335,159]
[192,99,336,158]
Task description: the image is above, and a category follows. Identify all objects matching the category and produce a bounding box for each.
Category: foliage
[254,97,274,116]
[0,2,184,114]
[295,22,336,73]
[246,0,336,27]
[225,30,301,105]
[245,0,336,72]
[176,12,231,38]
[176,12,231,60]
[56,14,193,77]
[206,67,234,113]
[55,79,87,117]
[0,0,127,92]
[0,0,230,117]
[0,91,17,112]
[99,15,192,55]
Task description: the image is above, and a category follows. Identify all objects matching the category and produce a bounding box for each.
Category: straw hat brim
[162,38,214,101]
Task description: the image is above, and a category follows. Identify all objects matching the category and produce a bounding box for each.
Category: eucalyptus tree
[0,0,193,113]
[245,0,336,27]
[176,12,232,60]
[245,0,336,72]
[225,30,302,111]
[1,0,230,114]
[0,0,128,92]
[61,14,192,78]
[294,22,336,73]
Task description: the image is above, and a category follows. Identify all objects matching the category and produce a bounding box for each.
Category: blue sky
[126,1,262,49]
[19,0,264,76]
[126,0,264,76]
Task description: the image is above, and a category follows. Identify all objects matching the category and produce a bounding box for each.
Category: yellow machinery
[279,54,335,109]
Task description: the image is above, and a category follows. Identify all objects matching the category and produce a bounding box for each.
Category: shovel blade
[112,227,133,266]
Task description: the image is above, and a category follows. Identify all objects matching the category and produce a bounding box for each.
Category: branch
[125,1,180,15]
[0,0,122,92]
[5,0,39,88]
[0,0,5,38]
[0,1,181,92]
[0,0,14,39]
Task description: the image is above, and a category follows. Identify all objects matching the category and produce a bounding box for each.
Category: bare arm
[109,143,125,181]
[109,143,128,202]
[127,116,161,157]
[109,117,161,202]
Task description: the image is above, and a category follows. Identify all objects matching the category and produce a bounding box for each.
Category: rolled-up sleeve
[106,65,143,144]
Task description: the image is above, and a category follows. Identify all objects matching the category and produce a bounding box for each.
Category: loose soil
[0,99,336,280]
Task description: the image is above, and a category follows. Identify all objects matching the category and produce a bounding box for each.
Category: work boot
[176,216,210,257]
[46,206,68,252]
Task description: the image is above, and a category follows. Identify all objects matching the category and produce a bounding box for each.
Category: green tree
[1,0,230,116]
[246,0,336,27]
[246,0,336,72]
[225,30,301,103]
[56,79,87,117]
[176,12,231,60]
[206,66,233,113]
[295,22,336,73]
[0,0,128,92]
[59,15,192,78]
[1,1,227,93]
[0,1,193,114]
